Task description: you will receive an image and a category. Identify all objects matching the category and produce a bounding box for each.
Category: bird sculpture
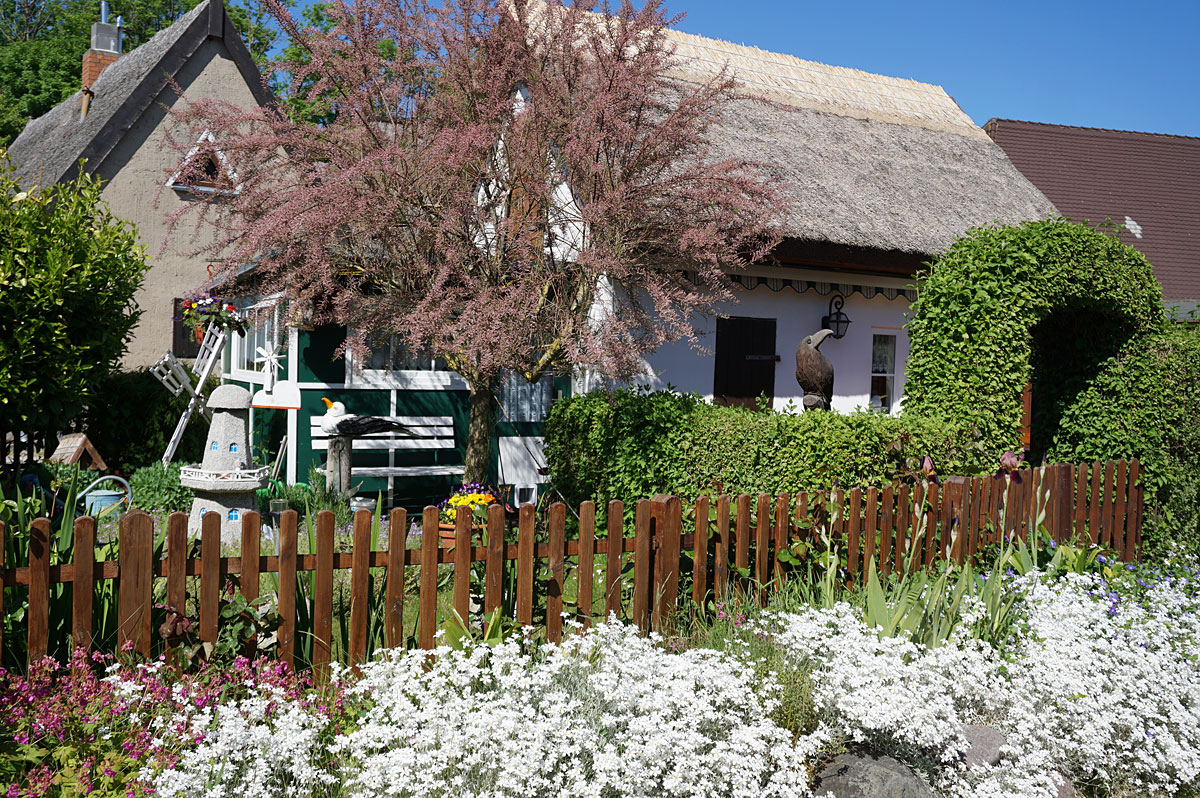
[795,329,835,412]
[319,398,412,437]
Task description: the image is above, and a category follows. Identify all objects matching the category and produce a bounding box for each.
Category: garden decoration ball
[795,328,835,411]
[181,384,268,541]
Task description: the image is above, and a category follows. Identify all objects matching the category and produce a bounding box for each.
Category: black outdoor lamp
[821,294,851,339]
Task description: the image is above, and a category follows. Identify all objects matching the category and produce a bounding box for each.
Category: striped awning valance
[727,273,917,302]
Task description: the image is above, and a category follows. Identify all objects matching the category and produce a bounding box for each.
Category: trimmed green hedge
[544,389,986,508]
[1047,326,1200,557]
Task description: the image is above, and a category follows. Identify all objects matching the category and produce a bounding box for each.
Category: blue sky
[664,0,1200,137]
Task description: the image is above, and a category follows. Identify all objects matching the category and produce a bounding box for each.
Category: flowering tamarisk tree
[168,0,780,482]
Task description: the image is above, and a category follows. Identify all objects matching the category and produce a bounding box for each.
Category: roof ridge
[986,117,1200,141]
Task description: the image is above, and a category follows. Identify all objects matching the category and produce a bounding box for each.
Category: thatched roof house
[666,30,1056,268]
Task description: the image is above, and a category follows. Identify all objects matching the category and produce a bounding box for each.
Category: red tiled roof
[985,119,1200,301]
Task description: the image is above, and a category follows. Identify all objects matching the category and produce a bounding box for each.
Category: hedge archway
[903,219,1163,462]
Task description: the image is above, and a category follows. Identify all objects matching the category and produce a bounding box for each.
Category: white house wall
[630,278,912,414]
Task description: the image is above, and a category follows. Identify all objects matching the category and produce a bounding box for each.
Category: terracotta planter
[192,325,205,345]
[438,522,485,544]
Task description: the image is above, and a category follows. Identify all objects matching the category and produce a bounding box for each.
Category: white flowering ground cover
[123,563,1200,798]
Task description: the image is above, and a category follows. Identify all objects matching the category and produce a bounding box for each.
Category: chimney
[81,1,121,117]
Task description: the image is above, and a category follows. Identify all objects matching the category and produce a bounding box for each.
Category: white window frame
[869,333,898,414]
[166,130,241,195]
[226,299,278,383]
[345,333,467,390]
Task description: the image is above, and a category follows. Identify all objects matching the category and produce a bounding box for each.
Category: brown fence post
[199,512,221,644]
[654,496,682,632]
[313,510,335,681]
[632,499,652,633]
[164,513,186,666]
[349,508,372,670]
[241,512,261,602]
[773,493,788,587]
[714,495,731,601]
[578,501,596,626]
[72,516,95,652]
[734,495,750,598]
[1129,458,1144,559]
[516,504,535,627]
[546,503,567,643]
[879,487,893,577]
[118,511,154,659]
[1114,460,1129,561]
[692,496,710,608]
[417,507,438,650]
[28,518,51,662]
[384,508,406,650]
[452,505,471,627]
[754,494,770,604]
[863,488,877,575]
[484,504,505,616]
[923,483,939,568]
[605,500,624,618]
[278,510,298,668]
[846,489,862,583]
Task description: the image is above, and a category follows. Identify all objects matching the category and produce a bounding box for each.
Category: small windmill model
[151,322,228,465]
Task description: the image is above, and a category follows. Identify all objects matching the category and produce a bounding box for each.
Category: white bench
[310,415,464,479]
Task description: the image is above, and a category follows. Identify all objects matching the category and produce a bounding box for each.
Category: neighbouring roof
[665,30,1056,258]
[986,118,1200,301]
[7,0,269,190]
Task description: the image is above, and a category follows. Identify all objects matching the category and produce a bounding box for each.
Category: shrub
[904,219,1163,460]
[129,461,193,513]
[80,369,211,472]
[1047,325,1200,557]
[0,156,151,438]
[544,388,984,508]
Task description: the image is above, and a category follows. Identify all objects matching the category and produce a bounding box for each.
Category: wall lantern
[821,294,851,339]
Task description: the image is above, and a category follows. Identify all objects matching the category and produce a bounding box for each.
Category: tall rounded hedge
[904,219,1163,459]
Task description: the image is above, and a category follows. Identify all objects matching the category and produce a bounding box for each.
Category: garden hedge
[903,219,1163,460]
[544,388,984,508]
[1047,325,1200,557]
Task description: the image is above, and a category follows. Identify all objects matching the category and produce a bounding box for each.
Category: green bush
[544,388,984,508]
[904,219,1163,460]
[129,462,194,512]
[1047,326,1200,557]
[81,369,211,472]
[0,156,151,437]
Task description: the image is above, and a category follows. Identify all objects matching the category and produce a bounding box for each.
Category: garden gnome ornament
[795,329,835,411]
[182,384,268,541]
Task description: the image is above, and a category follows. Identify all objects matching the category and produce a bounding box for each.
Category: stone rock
[812,753,934,798]
[963,724,1006,768]
[1052,771,1078,798]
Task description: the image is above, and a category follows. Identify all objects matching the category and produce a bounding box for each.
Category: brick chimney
[80,1,121,117]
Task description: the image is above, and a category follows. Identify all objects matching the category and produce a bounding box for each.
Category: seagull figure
[320,398,413,437]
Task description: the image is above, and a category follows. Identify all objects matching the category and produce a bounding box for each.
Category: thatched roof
[7,0,269,190]
[666,29,1056,256]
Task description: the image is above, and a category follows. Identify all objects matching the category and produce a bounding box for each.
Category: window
[172,298,202,358]
[350,333,466,390]
[228,304,276,379]
[365,335,448,372]
[228,509,240,521]
[210,441,218,452]
[498,370,553,423]
[167,131,238,194]
[229,443,239,453]
[870,334,896,413]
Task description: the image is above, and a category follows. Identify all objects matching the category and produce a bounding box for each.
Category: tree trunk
[464,375,498,485]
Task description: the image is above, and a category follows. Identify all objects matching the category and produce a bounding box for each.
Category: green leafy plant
[544,387,984,510]
[129,462,194,513]
[0,155,152,444]
[158,589,280,672]
[440,607,518,650]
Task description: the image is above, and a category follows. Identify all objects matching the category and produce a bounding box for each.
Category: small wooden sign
[48,433,107,470]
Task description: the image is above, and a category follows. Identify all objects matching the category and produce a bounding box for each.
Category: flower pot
[438,522,485,545]
[192,325,205,344]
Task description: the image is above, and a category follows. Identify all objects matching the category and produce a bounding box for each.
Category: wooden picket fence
[0,459,1142,680]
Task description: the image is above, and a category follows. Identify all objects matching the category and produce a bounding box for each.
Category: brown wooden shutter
[713,316,777,410]
[172,298,202,358]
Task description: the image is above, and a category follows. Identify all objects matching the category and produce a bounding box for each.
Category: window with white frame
[351,334,465,389]
[870,334,896,413]
[498,370,553,423]
[228,304,275,379]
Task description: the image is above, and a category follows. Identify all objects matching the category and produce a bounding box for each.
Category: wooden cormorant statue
[795,329,834,411]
